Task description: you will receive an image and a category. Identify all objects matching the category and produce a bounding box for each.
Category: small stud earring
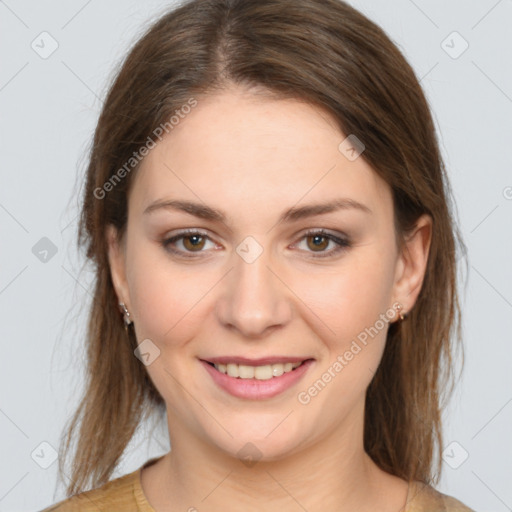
[395,303,406,322]
[118,302,133,329]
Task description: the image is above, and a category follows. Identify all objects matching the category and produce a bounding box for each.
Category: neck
[143,408,409,512]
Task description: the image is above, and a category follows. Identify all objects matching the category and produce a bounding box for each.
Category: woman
[41,0,474,510]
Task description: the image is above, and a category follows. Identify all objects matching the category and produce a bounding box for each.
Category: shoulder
[38,469,142,512]
[407,480,475,512]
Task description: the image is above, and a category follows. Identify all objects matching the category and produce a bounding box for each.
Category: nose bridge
[217,235,291,336]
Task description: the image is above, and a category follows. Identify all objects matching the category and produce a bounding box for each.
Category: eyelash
[161,228,351,259]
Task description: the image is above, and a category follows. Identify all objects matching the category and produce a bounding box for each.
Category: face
[107,86,431,462]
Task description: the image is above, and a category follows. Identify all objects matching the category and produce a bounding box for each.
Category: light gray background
[1,1,511,511]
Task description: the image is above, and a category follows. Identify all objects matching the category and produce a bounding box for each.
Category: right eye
[161,229,219,257]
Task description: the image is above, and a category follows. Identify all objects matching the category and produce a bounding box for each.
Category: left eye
[162,229,350,258]
[292,230,351,258]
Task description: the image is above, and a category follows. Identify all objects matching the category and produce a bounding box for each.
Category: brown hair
[60,0,467,497]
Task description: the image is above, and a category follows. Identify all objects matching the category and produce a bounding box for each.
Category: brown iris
[306,234,329,252]
[183,234,206,251]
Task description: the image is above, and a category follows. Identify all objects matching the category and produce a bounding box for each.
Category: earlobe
[106,224,130,308]
[392,214,432,315]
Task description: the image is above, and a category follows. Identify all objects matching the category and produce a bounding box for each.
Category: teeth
[213,361,302,380]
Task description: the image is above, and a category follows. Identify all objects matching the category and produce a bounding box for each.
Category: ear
[106,224,131,309]
[392,213,432,315]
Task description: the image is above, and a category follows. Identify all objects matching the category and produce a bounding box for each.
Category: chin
[201,413,312,463]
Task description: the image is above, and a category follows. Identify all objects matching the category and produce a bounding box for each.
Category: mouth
[199,357,315,400]
[203,359,310,380]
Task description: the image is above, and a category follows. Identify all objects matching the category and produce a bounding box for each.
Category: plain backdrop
[1,1,511,511]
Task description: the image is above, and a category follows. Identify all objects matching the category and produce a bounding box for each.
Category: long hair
[59,0,467,496]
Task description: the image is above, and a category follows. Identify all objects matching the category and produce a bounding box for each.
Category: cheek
[126,243,212,344]
[292,258,394,414]
[291,249,396,346]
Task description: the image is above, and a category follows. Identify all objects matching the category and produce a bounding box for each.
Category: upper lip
[201,356,312,366]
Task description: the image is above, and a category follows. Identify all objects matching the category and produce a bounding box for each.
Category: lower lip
[200,359,314,400]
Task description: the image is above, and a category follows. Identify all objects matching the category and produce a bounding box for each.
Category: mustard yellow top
[40,455,475,511]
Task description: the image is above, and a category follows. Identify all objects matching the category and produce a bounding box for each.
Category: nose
[215,243,292,338]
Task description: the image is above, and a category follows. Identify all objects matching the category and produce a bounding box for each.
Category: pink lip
[200,358,314,400]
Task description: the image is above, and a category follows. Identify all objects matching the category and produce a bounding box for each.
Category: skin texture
[107,85,432,512]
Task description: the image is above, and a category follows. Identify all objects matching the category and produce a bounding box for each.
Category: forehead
[130,87,392,225]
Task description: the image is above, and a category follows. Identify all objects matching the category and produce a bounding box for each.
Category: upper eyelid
[164,228,346,241]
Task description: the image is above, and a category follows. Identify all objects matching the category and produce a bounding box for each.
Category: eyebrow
[143,197,372,223]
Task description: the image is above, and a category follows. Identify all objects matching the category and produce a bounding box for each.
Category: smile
[200,358,314,399]
[211,361,302,380]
